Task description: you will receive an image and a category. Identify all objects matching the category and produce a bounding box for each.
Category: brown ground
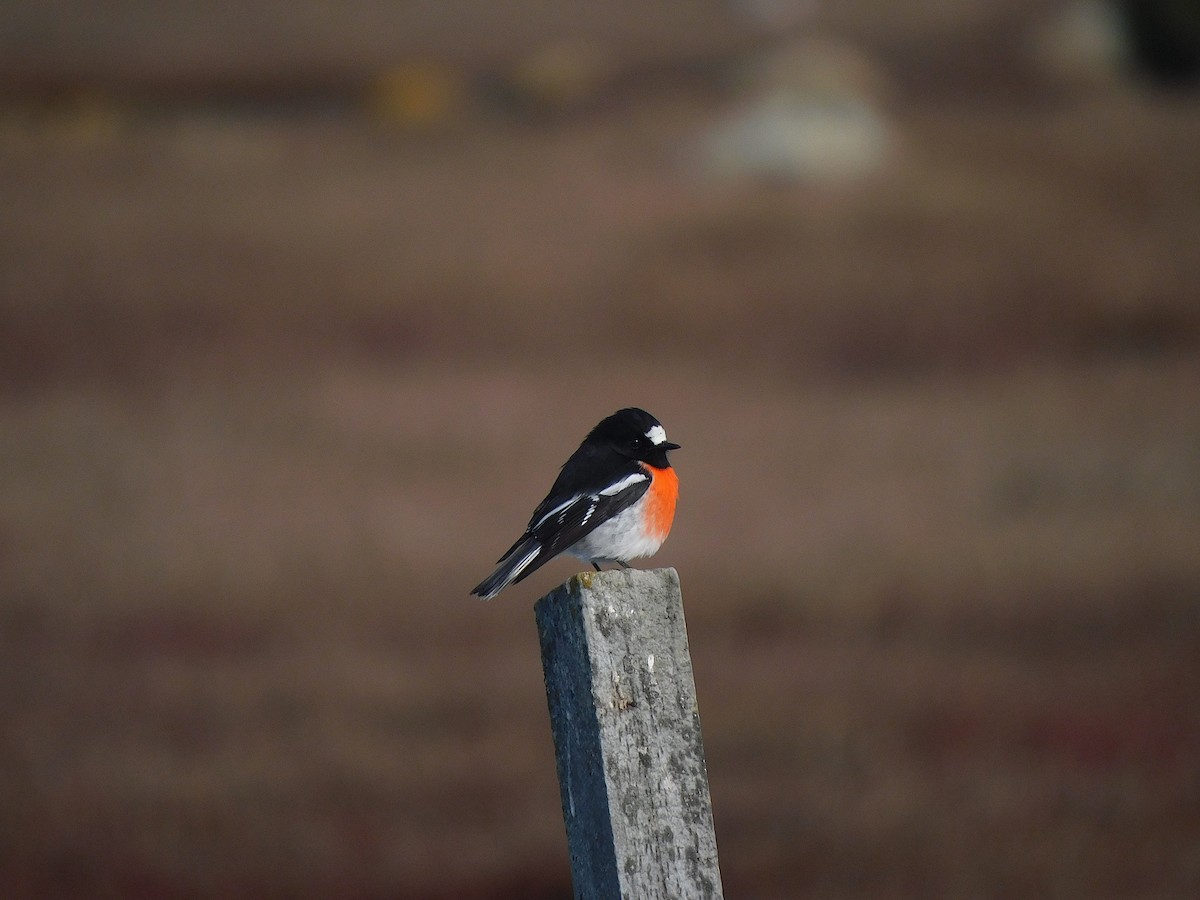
[2,3,1200,898]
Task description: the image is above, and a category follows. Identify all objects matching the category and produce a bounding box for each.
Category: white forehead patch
[645,424,668,446]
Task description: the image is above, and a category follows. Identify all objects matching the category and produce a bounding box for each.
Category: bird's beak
[663,441,681,451]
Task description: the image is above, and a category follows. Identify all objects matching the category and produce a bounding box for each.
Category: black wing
[472,443,649,600]
[472,473,650,599]
[512,472,649,571]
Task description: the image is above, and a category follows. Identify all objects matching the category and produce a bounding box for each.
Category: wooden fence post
[535,567,724,900]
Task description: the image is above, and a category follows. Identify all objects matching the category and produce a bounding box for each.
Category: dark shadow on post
[535,567,723,900]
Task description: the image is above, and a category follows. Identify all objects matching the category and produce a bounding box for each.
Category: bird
[471,408,680,600]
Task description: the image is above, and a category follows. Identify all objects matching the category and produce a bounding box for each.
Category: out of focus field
[2,2,1199,897]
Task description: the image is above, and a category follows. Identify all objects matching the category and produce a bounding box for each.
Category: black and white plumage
[471,408,680,601]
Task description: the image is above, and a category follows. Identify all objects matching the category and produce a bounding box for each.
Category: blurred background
[2,1,1199,897]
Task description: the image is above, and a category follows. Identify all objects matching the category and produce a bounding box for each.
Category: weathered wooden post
[535,567,723,899]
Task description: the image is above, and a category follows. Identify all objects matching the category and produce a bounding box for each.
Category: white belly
[565,500,665,563]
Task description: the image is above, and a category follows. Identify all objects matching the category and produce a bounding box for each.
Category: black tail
[470,535,546,601]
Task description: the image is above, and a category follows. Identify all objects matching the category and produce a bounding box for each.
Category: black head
[587,407,680,468]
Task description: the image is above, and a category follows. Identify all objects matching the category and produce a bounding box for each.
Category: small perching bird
[471,408,680,601]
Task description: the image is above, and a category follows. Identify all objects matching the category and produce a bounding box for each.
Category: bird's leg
[617,560,631,569]
[591,562,602,572]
